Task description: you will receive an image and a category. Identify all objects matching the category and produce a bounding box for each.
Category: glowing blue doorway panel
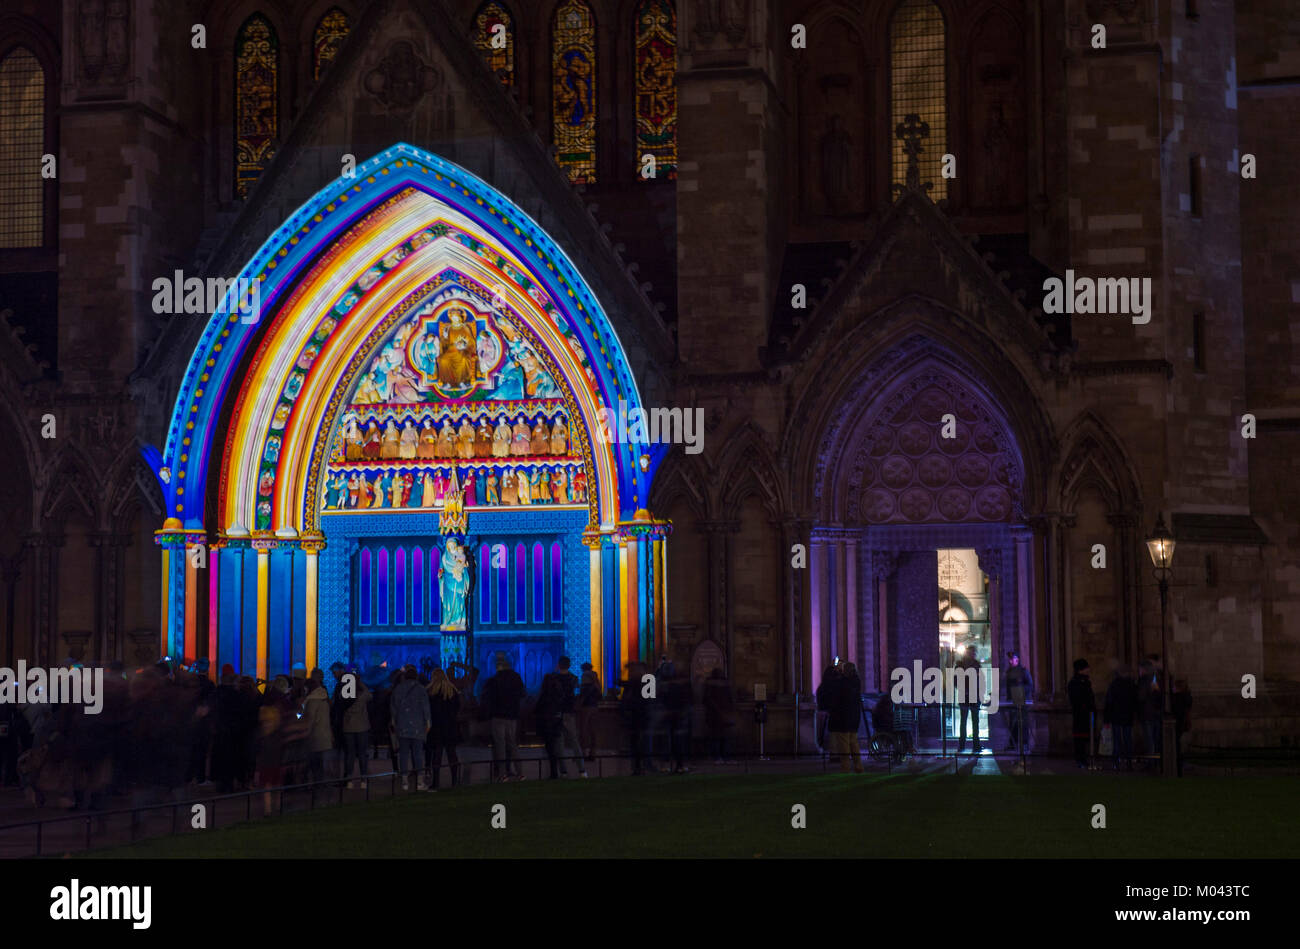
[155,143,655,529]
[317,507,591,676]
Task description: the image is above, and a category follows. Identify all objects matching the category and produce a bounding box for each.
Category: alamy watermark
[151,270,260,324]
[595,398,704,455]
[890,661,1001,712]
[1042,270,1151,325]
[0,662,104,714]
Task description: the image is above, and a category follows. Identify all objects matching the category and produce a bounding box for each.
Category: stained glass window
[514,542,526,622]
[890,0,947,200]
[551,0,597,184]
[359,548,371,624]
[0,48,45,248]
[551,542,563,623]
[413,547,424,624]
[235,14,279,199]
[473,2,515,89]
[533,542,545,622]
[313,8,349,81]
[634,0,676,179]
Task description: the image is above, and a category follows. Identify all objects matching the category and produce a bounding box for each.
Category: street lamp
[1145,513,1176,775]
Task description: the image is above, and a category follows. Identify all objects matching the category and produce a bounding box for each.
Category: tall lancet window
[890,0,947,200]
[551,0,597,184]
[634,0,677,180]
[313,8,350,81]
[0,48,46,248]
[235,14,279,199]
[473,2,515,89]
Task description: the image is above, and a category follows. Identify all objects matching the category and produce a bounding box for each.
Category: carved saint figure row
[324,465,588,510]
[343,416,569,462]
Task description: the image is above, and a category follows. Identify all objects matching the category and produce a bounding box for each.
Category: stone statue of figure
[820,114,852,210]
[399,420,419,459]
[438,538,470,632]
[492,417,511,457]
[435,420,457,459]
[104,0,129,81]
[981,100,1011,208]
[550,418,569,456]
[380,420,401,459]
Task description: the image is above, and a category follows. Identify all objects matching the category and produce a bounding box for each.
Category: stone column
[872,550,899,692]
[1012,525,1036,685]
[25,532,57,668]
[697,520,737,673]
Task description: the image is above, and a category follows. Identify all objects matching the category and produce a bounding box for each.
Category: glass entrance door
[937,548,990,746]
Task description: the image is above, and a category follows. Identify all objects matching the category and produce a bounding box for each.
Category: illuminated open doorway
[937,548,990,745]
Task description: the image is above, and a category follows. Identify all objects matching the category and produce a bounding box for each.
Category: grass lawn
[88,773,1299,859]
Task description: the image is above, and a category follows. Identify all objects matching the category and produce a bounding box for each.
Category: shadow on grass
[85,773,1299,859]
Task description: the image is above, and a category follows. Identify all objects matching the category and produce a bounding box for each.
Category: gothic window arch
[235,14,279,199]
[473,2,515,89]
[312,8,349,81]
[551,0,597,184]
[633,0,676,180]
[0,47,46,248]
[889,0,947,200]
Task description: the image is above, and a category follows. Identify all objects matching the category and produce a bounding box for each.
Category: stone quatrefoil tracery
[841,372,1023,526]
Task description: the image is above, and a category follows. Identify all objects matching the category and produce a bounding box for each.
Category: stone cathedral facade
[0,0,1296,746]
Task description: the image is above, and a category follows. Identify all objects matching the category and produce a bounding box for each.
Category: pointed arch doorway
[802,336,1040,748]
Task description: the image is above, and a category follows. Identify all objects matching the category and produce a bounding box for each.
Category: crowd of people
[0,650,1199,810]
[1068,657,1193,773]
[0,651,756,809]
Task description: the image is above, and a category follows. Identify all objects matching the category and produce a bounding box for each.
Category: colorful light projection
[152,144,669,684]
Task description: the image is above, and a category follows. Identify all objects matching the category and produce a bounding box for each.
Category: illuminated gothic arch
[152,144,668,686]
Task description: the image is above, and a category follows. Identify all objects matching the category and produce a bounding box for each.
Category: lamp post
[1145,513,1177,776]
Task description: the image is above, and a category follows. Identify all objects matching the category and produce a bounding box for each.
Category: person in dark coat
[551,657,586,777]
[1103,666,1138,770]
[578,662,601,762]
[828,662,864,772]
[663,669,692,774]
[185,659,215,786]
[1003,651,1032,751]
[816,664,840,753]
[425,669,461,790]
[1137,660,1163,767]
[482,655,525,782]
[620,661,652,775]
[702,667,736,764]
[954,645,982,755]
[390,665,431,790]
[871,691,894,739]
[1067,659,1096,769]
[209,666,247,793]
[536,666,566,779]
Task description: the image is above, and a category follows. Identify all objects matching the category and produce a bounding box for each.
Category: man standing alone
[1068,659,1096,769]
[1004,651,1032,752]
[483,654,525,782]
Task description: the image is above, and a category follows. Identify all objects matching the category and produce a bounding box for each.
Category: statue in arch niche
[439,537,470,633]
[437,307,479,389]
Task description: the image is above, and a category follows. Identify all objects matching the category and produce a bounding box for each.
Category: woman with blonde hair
[425,668,462,790]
